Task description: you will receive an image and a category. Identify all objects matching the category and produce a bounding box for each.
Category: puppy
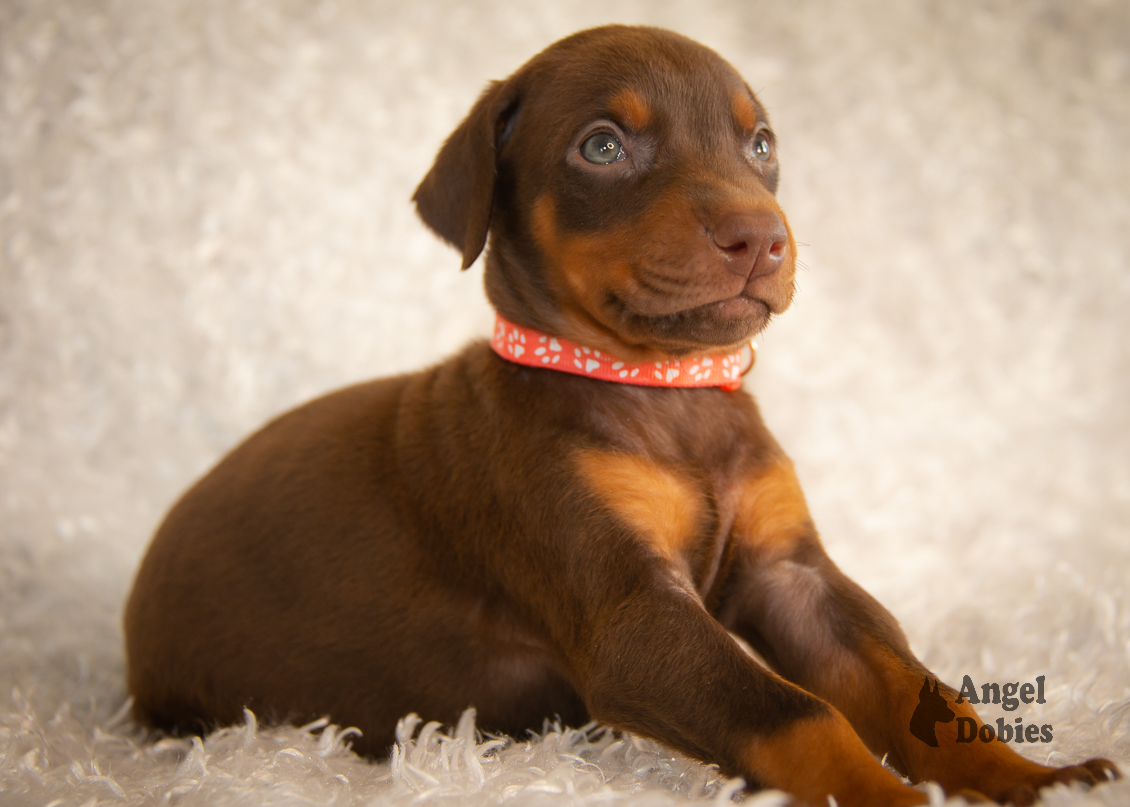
[125,25,1118,807]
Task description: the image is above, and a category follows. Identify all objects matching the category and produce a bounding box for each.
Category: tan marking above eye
[575,449,703,560]
[732,91,759,132]
[608,90,652,131]
[733,456,813,552]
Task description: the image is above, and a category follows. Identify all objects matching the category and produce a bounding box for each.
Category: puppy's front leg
[571,570,926,807]
[717,453,1119,804]
[568,445,924,805]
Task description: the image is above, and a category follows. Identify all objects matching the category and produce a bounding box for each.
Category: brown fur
[124,25,1118,807]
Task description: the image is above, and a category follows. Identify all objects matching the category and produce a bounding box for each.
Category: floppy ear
[412,80,518,270]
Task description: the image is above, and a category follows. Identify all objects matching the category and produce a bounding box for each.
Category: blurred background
[1,0,1128,794]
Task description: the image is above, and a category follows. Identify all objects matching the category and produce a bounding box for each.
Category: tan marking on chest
[733,457,813,551]
[576,449,703,560]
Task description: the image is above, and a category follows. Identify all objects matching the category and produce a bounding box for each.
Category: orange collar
[490,314,755,390]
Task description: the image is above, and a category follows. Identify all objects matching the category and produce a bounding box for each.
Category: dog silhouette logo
[910,676,954,747]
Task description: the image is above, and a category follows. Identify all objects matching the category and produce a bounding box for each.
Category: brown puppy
[125,26,1118,807]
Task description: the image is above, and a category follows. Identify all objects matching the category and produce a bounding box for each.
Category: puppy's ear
[413,80,518,270]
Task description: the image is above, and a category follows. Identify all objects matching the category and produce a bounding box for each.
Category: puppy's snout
[712,210,789,280]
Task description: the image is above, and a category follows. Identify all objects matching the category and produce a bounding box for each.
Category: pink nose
[712,210,789,280]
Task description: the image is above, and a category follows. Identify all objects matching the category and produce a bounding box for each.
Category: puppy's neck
[490,313,755,390]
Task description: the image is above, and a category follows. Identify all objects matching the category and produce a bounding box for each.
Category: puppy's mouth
[599,252,800,350]
[701,293,770,322]
[625,261,791,315]
[614,291,773,353]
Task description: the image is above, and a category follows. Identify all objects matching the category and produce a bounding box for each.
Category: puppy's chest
[576,446,809,598]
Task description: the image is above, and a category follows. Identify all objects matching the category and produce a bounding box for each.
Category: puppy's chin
[620,296,772,355]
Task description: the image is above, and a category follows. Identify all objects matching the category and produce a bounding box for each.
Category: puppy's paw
[1049,756,1120,786]
[992,757,1120,806]
[1077,757,1121,783]
[948,787,993,804]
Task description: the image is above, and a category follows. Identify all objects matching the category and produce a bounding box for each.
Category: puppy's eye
[751,133,773,162]
[580,133,625,165]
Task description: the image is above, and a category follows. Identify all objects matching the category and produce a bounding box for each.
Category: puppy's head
[414,25,796,360]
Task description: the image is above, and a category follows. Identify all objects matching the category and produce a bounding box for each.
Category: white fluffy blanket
[2,2,1128,805]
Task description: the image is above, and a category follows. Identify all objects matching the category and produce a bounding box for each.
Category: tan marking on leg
[575,449,702,561]
[609,90,652,131]
[827,658,1122,801]
[816,641,911,754]
[733,456,813,552]
[746,711,926,807]
[891,675,1118,801]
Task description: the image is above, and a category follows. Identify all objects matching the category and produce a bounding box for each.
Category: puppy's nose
[712,210,789,280]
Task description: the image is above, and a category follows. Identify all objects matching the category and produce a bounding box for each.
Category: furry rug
[1,1,1128,805]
